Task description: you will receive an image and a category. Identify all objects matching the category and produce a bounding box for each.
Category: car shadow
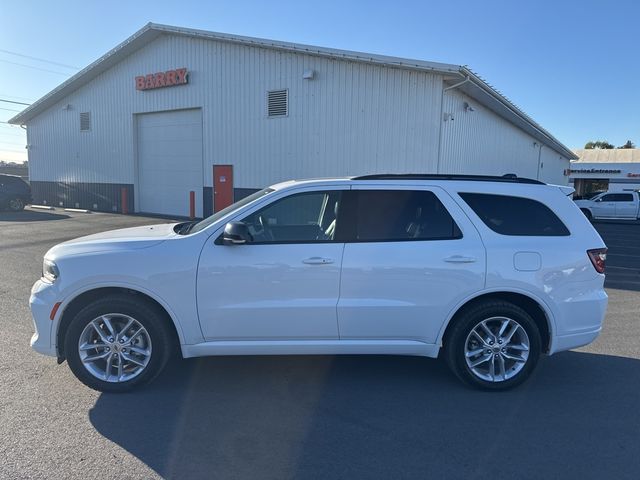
[0,209,69,222]
[89,352,640,479]
[605,278,640,292]
[593,219,640,226]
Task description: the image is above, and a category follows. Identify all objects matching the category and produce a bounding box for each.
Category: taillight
[587,248,607,274]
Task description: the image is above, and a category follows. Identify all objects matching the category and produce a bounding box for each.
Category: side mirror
[221,222,252,245]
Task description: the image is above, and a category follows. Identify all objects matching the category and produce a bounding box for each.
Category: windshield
[187,188,275,234]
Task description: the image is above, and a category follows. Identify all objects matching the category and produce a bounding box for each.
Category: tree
[617,140,635,149]
[584,140,615,149]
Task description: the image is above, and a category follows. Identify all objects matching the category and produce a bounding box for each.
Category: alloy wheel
[78,313,152,383]
[464,316,530,382]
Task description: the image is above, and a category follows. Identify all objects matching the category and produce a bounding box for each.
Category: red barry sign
[135,68,188,90]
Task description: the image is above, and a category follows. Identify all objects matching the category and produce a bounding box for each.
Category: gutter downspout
[536,143,543,180]
[437,75,471,173]
[444,76,472,93]
[20,124,30,182]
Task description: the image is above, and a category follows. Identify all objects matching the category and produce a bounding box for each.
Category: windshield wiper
[174,221,198,235]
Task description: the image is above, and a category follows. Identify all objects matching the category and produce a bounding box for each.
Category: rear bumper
[549,327,602,354]
[548,288,608,354]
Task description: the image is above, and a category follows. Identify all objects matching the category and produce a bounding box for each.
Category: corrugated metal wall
[440,88,568,184]
[538,146,569,185]
[27,34,443,191]
[26,32,569,206]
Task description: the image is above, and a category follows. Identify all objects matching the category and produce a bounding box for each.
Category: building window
[267,89,288,117]
[80,112,91,131]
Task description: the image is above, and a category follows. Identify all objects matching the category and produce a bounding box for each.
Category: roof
[8,23,577,160]
[572,148,640,164]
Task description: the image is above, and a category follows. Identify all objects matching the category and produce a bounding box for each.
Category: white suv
[30,174,608,392]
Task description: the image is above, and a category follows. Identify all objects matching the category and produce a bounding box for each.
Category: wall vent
[267,89,288,117]
[80,112,91,131]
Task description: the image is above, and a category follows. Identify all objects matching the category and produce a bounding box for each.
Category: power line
[0,147,26,152]
[0,59,72,76]
[0,93,35,102]
[0,98,30,106]
[0,141,25,146]
[0,48,79,70]
[0,106,21,112]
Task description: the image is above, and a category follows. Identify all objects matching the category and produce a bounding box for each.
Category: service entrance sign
[135,68,188,90]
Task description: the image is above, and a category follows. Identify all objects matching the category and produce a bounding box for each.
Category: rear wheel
[64,295,174,392]
[444,301,541,391]
[8,197,25,211]
[580,208,592,221]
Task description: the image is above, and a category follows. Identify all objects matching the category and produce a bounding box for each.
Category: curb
[63,208,92,213]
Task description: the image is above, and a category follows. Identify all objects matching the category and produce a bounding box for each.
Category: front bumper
[29,279,58,357]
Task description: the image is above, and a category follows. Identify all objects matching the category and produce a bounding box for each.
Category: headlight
[42,259,60,283]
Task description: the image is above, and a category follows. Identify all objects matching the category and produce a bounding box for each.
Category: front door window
[241,191,342,243]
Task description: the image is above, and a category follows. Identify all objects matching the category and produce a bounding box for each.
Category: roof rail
[351,173,545,185]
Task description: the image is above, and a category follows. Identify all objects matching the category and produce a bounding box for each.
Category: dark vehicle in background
[0,174,31,211]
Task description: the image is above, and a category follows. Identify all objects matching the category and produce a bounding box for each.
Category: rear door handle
[444,255,477,263]
[303,257,334,265]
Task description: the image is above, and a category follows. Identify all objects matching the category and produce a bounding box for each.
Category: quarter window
[240,191,342,243]
[459,192,570,236]
[352,190,462,242]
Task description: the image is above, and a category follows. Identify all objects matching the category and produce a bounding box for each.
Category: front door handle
[303,257,334,265]
[444,255,477,263]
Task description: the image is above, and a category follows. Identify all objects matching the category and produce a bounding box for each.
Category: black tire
[8,197,25,211]
[580,208,592,221]
[443,300,542,391]
[64,295,174,393]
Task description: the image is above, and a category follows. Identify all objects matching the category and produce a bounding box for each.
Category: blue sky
[1,0,638,163]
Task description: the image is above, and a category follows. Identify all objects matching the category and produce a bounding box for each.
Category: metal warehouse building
[10,23,576,217]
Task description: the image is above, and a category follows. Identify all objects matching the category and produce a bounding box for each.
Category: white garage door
[137,109,203,217]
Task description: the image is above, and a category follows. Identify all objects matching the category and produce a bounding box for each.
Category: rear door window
[597,193,633,202]
[611,193,634,202]
[459,192,570,236]
[349,190,462,242]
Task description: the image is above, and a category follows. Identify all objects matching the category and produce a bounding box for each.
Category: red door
[213,165,234,212]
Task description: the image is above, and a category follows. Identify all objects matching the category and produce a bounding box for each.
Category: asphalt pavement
[0,209,639,479]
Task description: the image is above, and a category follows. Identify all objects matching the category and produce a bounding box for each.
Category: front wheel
[64,295,174,392]
[580,208,592,221]
[444,301,541,391]
[8,197,25,211]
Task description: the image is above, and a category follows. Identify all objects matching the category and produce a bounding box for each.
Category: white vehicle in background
[29,174,608,393]
[575,190,640,221]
